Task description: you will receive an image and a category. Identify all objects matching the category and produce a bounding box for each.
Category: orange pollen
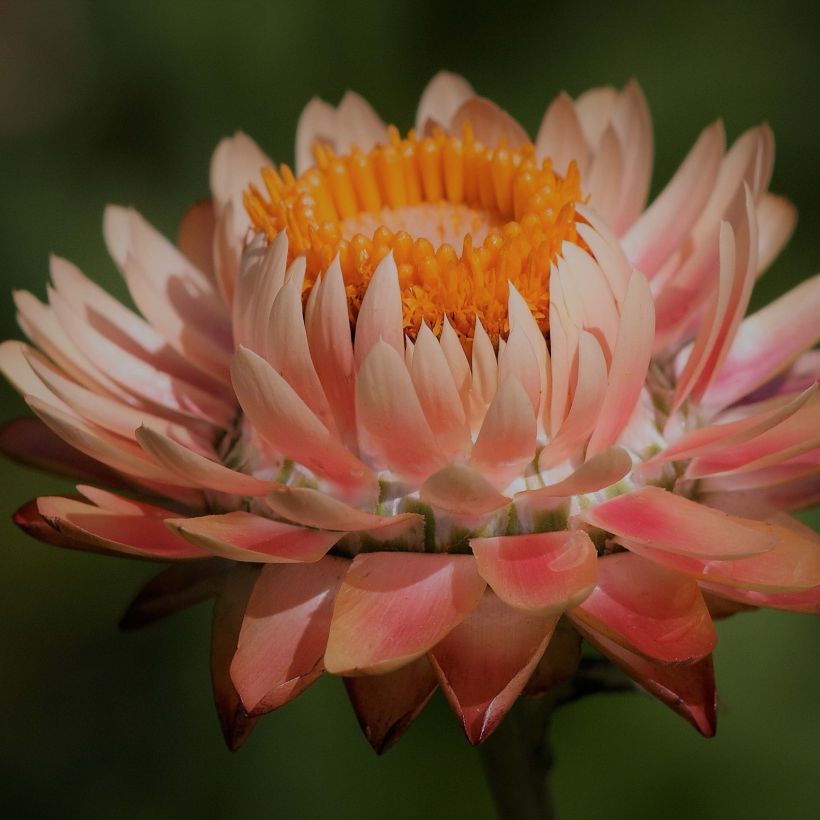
[245,123,585,344]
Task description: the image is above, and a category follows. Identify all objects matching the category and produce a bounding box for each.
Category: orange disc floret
[245,123,585,344]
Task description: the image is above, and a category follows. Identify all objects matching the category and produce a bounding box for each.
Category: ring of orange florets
[245,123,585,345]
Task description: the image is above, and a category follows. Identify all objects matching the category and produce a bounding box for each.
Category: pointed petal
[356,341,446,483]
[757,193,797,273]
[420,464,511,517]
[36,495,204,560]
[535,92,589,175]
[120,559,229,630]
[230,558,347,714]
[210,564,259,750]
[324,552,486,675]
[167,510,342,563]
[416,71,475,132]
[701,273,820,412]
[576,621,716,737]
[519,447,632,501]
[210,131,270,215]
[430,590,559,744]
[570,552,717,663]
[265,486,423,532]
[344,656,438,754]
[450,97,529,148]
[587,271,654,456]
[622,122,725,277]
[354,253,404,367]
[583,486,776,559]
[177,200,216,282]
[295,97,337,175]
[335,91,388,154]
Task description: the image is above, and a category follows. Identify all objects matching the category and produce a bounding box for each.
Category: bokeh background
[1,1,818,818]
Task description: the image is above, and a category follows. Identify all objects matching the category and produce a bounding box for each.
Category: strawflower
[2,72,818,818]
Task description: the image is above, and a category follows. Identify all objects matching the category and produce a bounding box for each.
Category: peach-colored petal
[419,464,511,517]
[570,552,717,663]
[622,518,820,594]
[518,447,632,501]
[429,590,559,744]
[622,121,725,277]
[324,552,486,675]
[334,91,388,155]
[167,510,342,564]
[450,97,529,148]
[231,346,376,502]
[344,656,438,754]
[440,314,472,417]
[416,71,475,133]
[177,201,216,282]
[547,263,581,433]
[470,530,597,615]
[498,325,541,417]
[411,323,471,460]
[356,341,446,483]
[540,331,607,468]
[757,193,797,274]
[134,426,279,496]
[583,486,776,559]
[470,375,537,488]
[701,273,820,412]
[586,125,624,224]
[574,86,617,146]
[265,485,422,533]
[575,620,716,737]
[535,92,589,175]
[230,558,347,714]
[353,253,404,367]
[698,582,820,615]
[306,258,358,448]
[210,131,270,215]
[469,317,498,427]
[575,207,631,305]
[211,564,260,750]
[586,270,654,457]
[36,495,204,560]
[295,97,337,175]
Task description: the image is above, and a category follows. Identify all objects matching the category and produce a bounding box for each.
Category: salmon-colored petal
[265,485,422,533]
[135,426,279,496]
[575,208,631,305]
[470,375,537,488]
[120,558,229,630]
[584,486,776,559]
[177,200,216,282]
[440,315,472,417]
[540,331,607,468]
[699,582,820,615]
[344,656,438,754]
[324,552,486,675]
[471,530,597,614]
[547,263,581,432]
[334,91,388,155]
[231,346,376,502]
[209,131,270,215]
[535,92,589,175]
[0,417,125,486]
[621,122,725,277]
[701,273,820,412]
[519,447,632,502]
[450,97,529,148]
[306,258,358,447]
[586,125,624,224]
[210,564,259,750]
[356,340,446,483]
[508,282,550,413]
[411,323,471,460]
[429,590,559,744]
[353,253,404,367]
[757,193,797,274]
[36,495,204,560]
[622,517,820,594]
[575,620,716,737]
[419,463,511,517]
[416,71,475,133]
[469,317,498,427]
[230,558,347,714]
[570,552,717,663]
[295,97,337,175]
[167,510,342,564]
[586,271,654,457]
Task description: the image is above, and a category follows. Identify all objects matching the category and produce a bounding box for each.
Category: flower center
[245,124,584,344]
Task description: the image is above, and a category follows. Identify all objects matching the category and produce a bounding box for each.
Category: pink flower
[2,72,818,753]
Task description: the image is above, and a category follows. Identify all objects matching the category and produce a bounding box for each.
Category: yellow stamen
[244,124,585,345]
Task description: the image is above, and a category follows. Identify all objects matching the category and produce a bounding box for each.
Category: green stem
[478,696,556,820]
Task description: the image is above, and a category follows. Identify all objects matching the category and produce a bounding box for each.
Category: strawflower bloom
[2,73,818,806]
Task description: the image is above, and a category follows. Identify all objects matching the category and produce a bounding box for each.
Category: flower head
[3,72,818,752]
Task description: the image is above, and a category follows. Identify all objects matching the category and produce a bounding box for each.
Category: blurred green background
[1,1,818,818]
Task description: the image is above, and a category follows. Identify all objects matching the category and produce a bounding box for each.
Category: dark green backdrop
[1,1,818,818]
